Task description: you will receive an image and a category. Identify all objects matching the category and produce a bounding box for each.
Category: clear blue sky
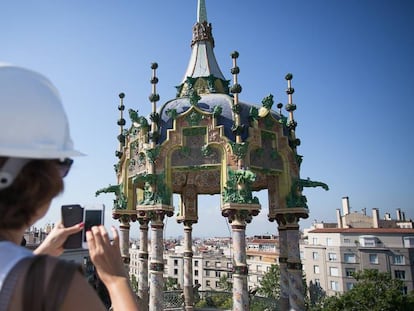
[2,0,413,238]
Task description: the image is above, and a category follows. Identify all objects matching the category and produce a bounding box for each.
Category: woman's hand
[86,226,127,285]
[34,221,84,256]
[87,226,140,310]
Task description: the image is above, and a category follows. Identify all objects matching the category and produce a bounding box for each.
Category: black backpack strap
[23,255,47,311]
[44,259,82,311]
[0,256,33,311]
[23,255,82,311]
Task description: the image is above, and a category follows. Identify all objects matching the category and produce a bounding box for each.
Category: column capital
[232,264,249,275]
[275,210,308,228]
[221,203,260,225]
[138,217,150,228]
[183,220,197,229]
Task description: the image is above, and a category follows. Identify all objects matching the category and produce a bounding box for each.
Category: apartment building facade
[302,228,414,295]
[129,236,279,292]
[246,236,279,290]
[302,197,414,296]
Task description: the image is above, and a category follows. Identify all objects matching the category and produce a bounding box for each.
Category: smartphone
[82,205,105,249]
[61,204,83,249]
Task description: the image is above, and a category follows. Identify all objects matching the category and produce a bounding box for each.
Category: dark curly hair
[0,157,64,229]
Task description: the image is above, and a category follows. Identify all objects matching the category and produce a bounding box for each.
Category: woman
[0,65,140,310]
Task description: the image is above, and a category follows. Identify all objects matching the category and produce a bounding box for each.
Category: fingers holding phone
[61,204,105,249]
[82,205,105,249]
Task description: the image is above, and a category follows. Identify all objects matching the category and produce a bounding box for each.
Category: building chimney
[396,208,402,221]
[384,213,391,220]
[336,208,342,228]
[342,196,350,215]
[372,208,379,228]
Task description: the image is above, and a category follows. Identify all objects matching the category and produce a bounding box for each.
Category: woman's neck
[0,228,26,244]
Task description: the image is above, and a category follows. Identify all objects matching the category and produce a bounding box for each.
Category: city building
[301,197,414,296]
[130,236,280,292]
[246,235,279,290]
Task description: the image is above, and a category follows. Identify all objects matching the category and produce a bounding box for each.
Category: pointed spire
[177,0,227,97]
[197,0,208,23]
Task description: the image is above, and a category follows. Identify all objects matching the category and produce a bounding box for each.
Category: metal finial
[197,0,208,23]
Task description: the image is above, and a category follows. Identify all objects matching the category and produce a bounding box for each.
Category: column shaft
[149,219,164,311]
[278,227,290,311]
[119,221,130,263]
[183,222,194,311]
[287,226,305,311]
[138,220,149,310]
[232,221,249,311]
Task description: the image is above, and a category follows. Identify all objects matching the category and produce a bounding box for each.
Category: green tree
[307,280,326,308]
[217,274,233,292]
[257,264,280,300]
[163,277,179,290]
[314,269,414,311]
[130,274,138,293]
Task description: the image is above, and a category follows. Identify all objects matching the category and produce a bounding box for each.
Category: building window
[344,253,356,263]
[215,281,220,288]
[329,267,339,277]
[206,270,210,277]
[314,279,320,286]
[344,238,351,244]
[360,236,376,247]
[345,268,355,277]
[206,261,210,267]
[174,268,178,275]
[206,280,210,287]
[174,259,178,266]
[215,262,221,268]
[312,252,319,260]
[312,238,318,245]
[330,281,339,291]
[194,270,199,276]
[369,254,378,264]
[395,270,406,280]
[394,255,405,265]
[326,238,333,246]
[328,253,337,261]
[215,271,221,278]
[195,279,199,285]
[403,237,414,248]
[346,282,354,291]
[194,260,199,267]
[227,262,233,269]
[313,265,320,274]
[256,265,262,272]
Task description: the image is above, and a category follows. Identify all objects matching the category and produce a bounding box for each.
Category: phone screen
[61,205,83,249]
[83,210,103,242]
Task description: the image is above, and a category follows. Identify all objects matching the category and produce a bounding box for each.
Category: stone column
[231,214,249,311]
[149,213,165,311]
[277,220,290,311]
[183,221,195,311]
[286,214,305,311]
[138,218,149,310]
[119,217,131,264]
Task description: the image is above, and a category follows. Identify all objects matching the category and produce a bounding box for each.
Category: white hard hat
[0,64,83,159]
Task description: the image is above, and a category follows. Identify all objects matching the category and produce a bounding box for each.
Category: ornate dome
[159,94,284,143]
